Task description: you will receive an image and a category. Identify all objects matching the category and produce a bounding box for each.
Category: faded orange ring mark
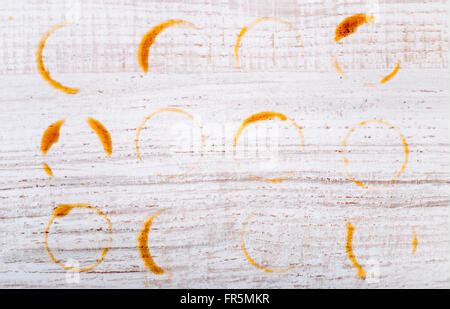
[333,14,400,85]
[234,16,301,69]
[340,120,409,189]
[134,107,205,161]
[44,204,112,272]
[36,23,80,94]
[40,118,112,177]
[240,214,294,273]
[412,230,418,255]
[233,111,304,183]
[345,222,366,279]
[137,210,166,275]
[332,58,401,85]
[138,19,197,73]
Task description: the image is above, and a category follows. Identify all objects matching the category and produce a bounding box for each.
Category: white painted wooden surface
[0,0,449,288]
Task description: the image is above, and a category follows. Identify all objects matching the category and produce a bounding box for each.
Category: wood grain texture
[0,0,449,288]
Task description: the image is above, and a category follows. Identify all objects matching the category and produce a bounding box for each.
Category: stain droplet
[412,231,418,255]
[86,117,112,156]
[42,162,54,177]
[41,119,65,155]
[335,14,374,42]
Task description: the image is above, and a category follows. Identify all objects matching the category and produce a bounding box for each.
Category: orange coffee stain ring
[345,222,366,280]
[36,23,80,94]
[240,214,294,273]
[332,58,401,85]
[137,210,166,275]
[333,14,401,85]
[134,107,204,161]
[234,16,301,69]
[412,230,418,255]
[40,118,113,177]
[138,19,197,73]
[233,111,304,183]
[340,120,409,189]
[86,117,113,157]
[44,204,112,272]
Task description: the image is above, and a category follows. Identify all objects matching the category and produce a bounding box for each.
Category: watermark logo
[65,259,81,284]
[366,258,380,284]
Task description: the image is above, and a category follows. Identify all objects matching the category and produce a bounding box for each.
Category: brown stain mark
[234,17,299,69]
[36,23,80,94]
[380,60,401,84]
[138,19,196,73]
[233,111,288,147]
[332,56,346,79]
[44,203,112,272]
[250,175,290,184]
[335,14,374,42]
[340,120,409,189]
[52,204,76,217]
[42,163,54,177]
[345,222,366,280]
[134,107,204,161]
[233,112,304,183]
[240,214,293,273]
[412,231,418,255]
[40,119,65,155]
[137,210,166,275]
[86,117,112,156]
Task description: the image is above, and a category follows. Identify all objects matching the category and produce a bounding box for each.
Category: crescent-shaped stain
[138,19,196,73]
[36,23,80,94]
[341,120,409,189]
[134,107,204,161]
[44,203,112,272]
[86,117,112,157]
[345,222,366,279]
[137,210,166,275]
[412,231,418,255]
[41,119,65,155]
[332,57,346,79]
[42,163,54,177]
[234,17,298,69]
[335,13,374,42]
[380,61,401,84]
[233,111,287,146]
[240,214,293,273]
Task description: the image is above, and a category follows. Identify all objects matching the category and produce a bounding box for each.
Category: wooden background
[0,0,449,288]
